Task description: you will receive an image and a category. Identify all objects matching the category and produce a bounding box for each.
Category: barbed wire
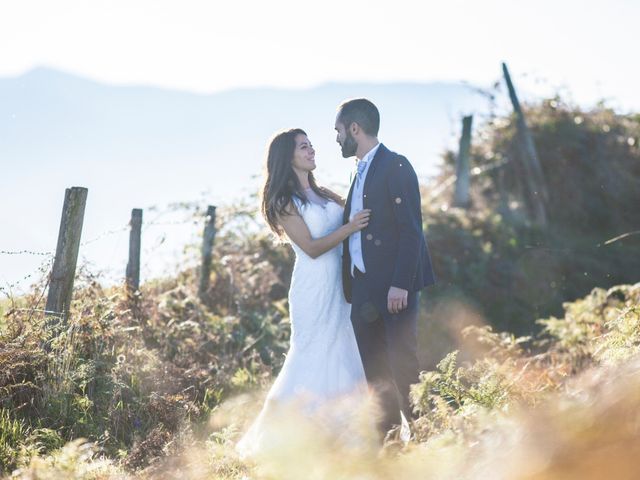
[0,256,53,298]
[1,218,200,259]
[0,225,132,258]
[0,249,54,257]
[1,214,203,292]
[79,225,129,247]
[143,219,200,229]
[142,208,202,232]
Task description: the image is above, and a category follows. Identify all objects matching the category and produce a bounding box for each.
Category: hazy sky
[1,0,638,109]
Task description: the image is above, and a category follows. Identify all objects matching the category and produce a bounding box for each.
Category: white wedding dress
[236,195,368,458]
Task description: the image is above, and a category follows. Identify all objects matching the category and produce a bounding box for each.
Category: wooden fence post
[454,115,473,208]
[502,62,549,227]
[45,186,88,324]
[198,206,217,299]
[126,208,143,292]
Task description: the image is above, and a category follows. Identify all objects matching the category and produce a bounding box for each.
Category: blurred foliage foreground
[1,98,639,478]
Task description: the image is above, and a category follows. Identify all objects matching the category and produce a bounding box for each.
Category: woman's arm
[319,187,346,207]
[279,203,370,259]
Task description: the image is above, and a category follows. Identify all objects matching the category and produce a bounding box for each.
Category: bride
[236,128,370,457]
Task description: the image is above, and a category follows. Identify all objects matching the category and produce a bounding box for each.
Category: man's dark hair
[337,98,380,136]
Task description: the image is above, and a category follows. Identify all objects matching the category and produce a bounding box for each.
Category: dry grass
[2,281,638,479]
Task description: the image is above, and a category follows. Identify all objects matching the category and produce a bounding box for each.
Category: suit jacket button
[366,234,373,241]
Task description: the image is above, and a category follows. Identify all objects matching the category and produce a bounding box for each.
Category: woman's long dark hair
[261,128,330,237]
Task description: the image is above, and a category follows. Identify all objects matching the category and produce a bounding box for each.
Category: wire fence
[0,212,203,301]
[0,256,54,298]
[0,249,54,256]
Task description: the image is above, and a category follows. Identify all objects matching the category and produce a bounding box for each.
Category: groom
[337,98,436,438]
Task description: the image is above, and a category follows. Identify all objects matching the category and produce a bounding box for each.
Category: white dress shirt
[349,143,380,276]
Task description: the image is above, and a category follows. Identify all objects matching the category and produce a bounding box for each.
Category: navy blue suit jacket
[342,144,436,309]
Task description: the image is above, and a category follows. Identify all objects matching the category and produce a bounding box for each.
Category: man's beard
[340,131,358,158]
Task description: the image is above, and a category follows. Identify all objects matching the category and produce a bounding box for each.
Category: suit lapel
[362,143,388,197]
[343,174,356,223]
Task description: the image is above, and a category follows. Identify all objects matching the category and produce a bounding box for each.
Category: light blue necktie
[356,159,367,184]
